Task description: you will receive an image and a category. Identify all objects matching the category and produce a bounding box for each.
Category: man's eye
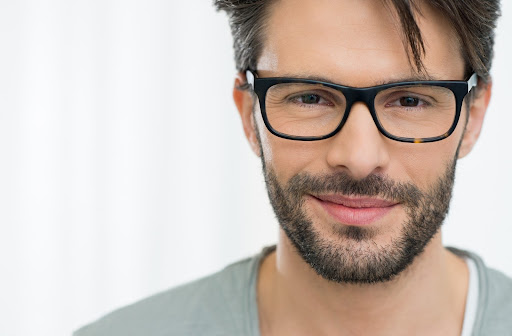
[291,93,332,106]
[385,95,429,108]
[399,96,420,107]
[300,94,321,104]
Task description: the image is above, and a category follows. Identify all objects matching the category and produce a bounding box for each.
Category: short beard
[262,159,456,284]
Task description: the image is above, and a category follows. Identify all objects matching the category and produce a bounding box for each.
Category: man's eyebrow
[276,73,339,83]
[272,72,437,86]
[375,74,436,85]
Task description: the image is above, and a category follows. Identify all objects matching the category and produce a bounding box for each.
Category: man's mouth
[310,194,399,226]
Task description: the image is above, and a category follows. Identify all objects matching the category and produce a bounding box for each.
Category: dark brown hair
[214,0,501,81]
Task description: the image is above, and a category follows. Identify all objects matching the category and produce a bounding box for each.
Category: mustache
[281,171,424,207]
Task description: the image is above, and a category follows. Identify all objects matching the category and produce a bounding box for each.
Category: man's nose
[325,102,390,180]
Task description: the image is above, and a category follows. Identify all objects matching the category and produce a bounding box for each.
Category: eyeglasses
[246,70,478,143]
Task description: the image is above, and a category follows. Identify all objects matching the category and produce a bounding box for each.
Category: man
[75,0,512,335]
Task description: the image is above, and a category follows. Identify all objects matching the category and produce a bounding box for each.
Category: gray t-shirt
[74,247,512,336]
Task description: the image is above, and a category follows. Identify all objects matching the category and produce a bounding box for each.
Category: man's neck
[257,231,469,336]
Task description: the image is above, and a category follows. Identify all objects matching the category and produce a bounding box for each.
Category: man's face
[237,0,485,283]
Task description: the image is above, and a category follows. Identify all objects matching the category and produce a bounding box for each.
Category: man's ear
[458,80,492,159]
[233,73,261,157]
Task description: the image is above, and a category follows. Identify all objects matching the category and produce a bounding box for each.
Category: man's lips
[311,194,399,226]
[314,194,398,208]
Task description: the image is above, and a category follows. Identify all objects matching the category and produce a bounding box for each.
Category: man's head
[216,0,499,283]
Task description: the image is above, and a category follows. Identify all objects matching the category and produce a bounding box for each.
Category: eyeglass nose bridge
[332,87,382,138]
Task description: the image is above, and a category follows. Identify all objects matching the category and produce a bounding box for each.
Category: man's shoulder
[74,252,264,336]
[464,250,512,314]
[450,247,512,334]
[477,263,512,333]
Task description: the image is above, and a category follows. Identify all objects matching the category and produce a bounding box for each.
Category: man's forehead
[258,0,465,85]
[264,0,403,48]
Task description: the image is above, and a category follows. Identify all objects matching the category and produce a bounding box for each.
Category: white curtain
[0,1,510,335]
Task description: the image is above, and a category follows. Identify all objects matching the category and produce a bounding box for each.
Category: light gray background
[0,1,510,335]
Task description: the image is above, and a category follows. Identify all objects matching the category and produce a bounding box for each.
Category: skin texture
[232,0,492,335]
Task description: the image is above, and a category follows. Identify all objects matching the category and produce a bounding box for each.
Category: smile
[311,194,399,226]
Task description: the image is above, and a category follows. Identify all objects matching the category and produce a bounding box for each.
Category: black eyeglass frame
[246,70,478,143]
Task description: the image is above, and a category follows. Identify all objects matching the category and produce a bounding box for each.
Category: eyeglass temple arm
[246,70,255,89]
[467,73,478,93]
